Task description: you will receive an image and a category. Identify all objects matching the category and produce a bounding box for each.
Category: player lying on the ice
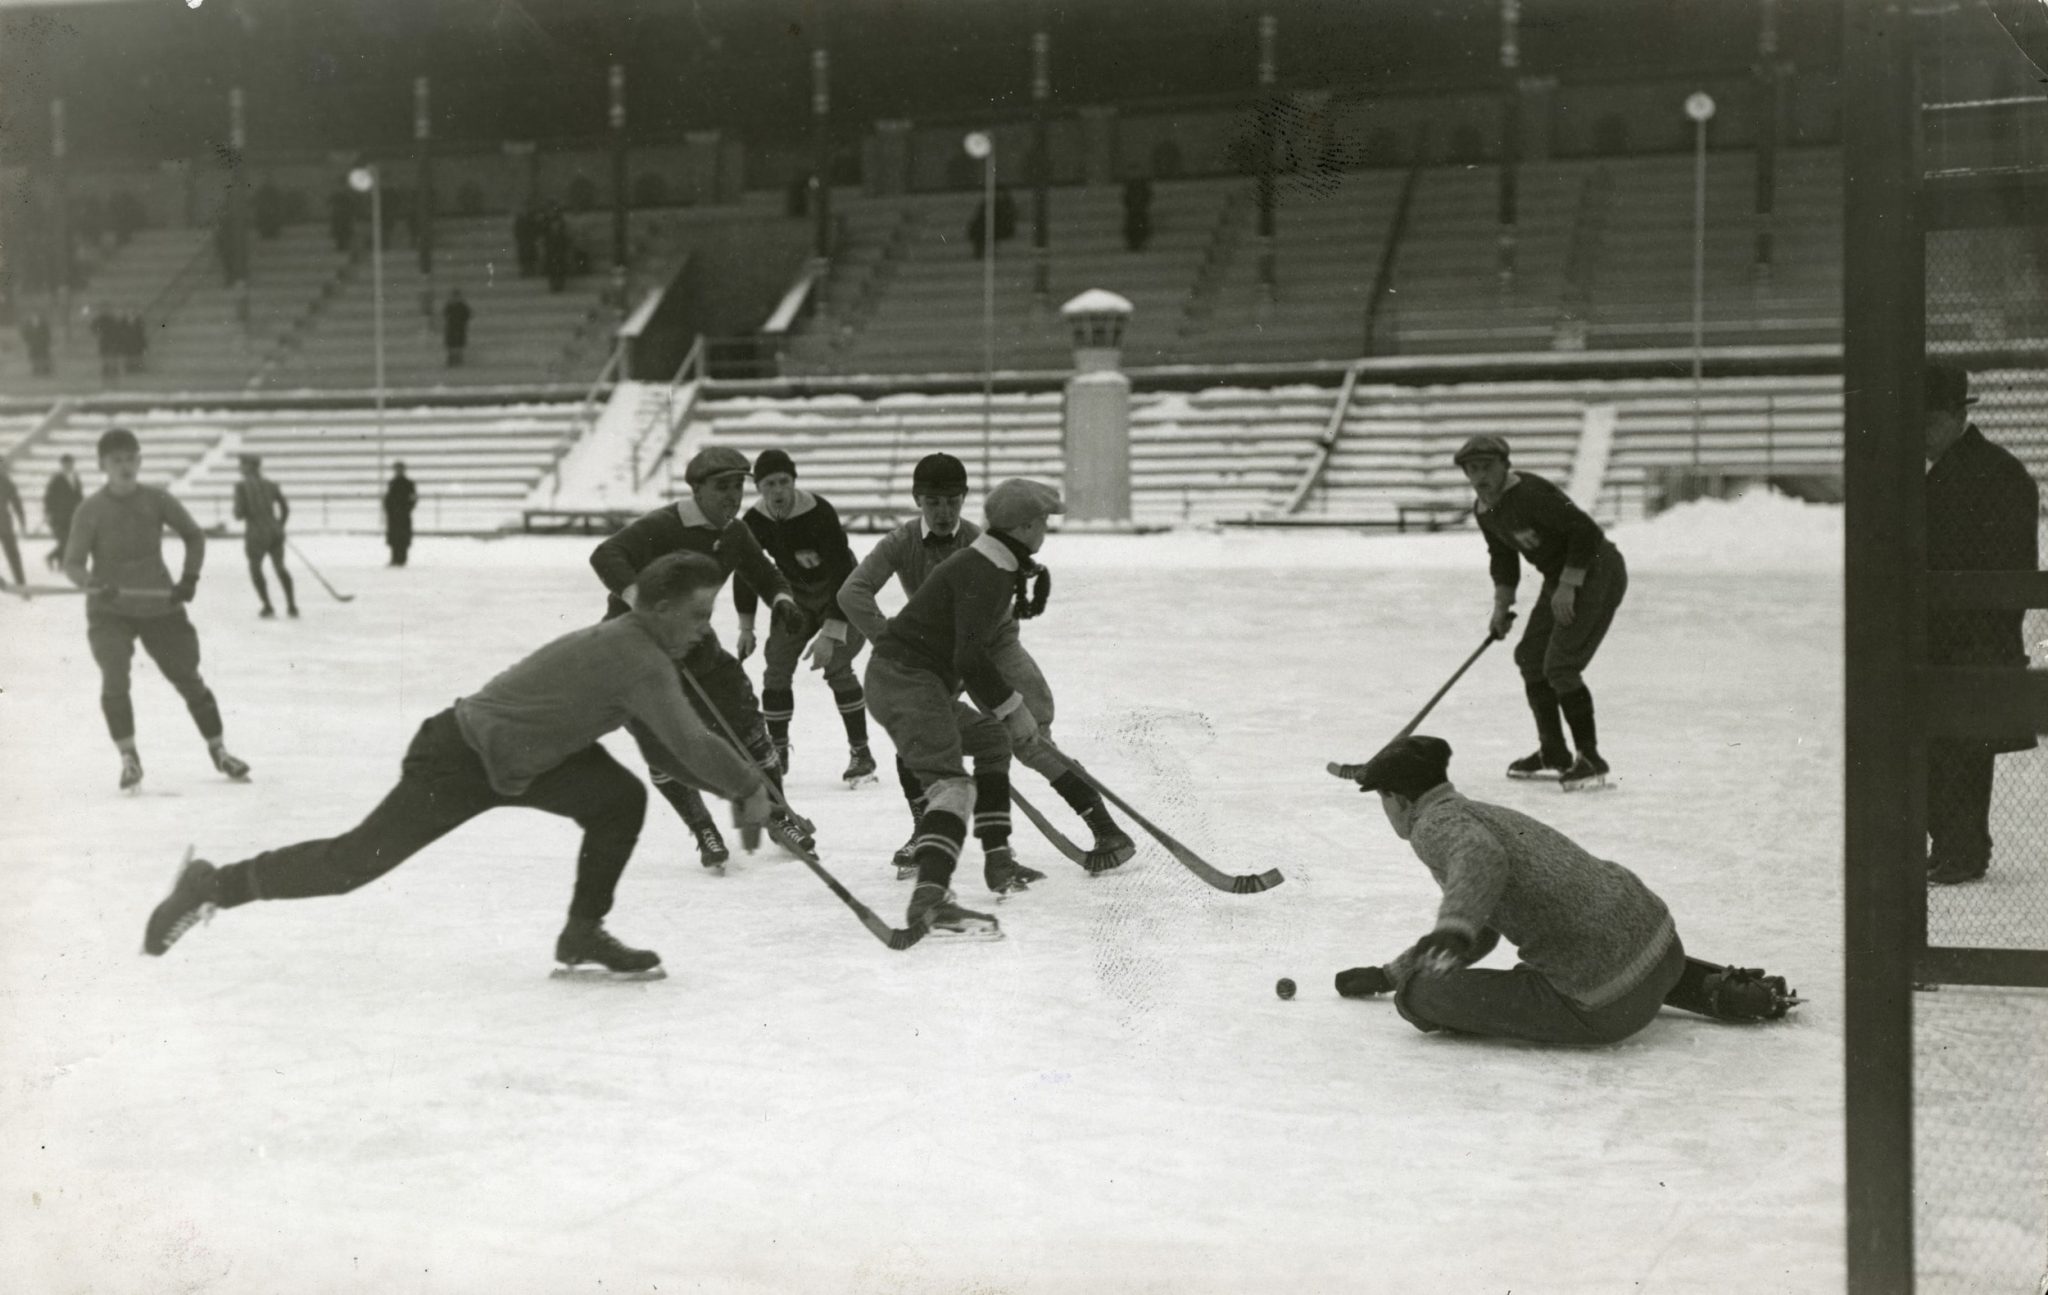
[141,552,773,979]
[1328,735,1796,1043]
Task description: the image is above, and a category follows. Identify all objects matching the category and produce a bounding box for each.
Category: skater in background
[141,552,773,977]
[1327,736,1795,1043]
[733,448,876,787]
[383,461,418,567]
[232,453,297,618]
[1456,434,1628,791]
[1923,361,2039,887]
[863,478,1067,934]
[63,427,251,792]
[44,453,84,571]
[839,453,1135,879]
[590,446,815,870]
[0,458,27,586]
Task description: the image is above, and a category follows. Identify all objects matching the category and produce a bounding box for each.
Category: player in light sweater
[1327,736,1797,1040]
[836,453,1134,884]
[142,552,773,978]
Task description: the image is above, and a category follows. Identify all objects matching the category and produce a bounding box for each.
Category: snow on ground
[0,502,2040,1294]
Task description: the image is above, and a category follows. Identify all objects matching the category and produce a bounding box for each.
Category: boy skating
[142,553,772,977]
[591,447,814,870]
[1328,736,1797,1042]
[232,453,297,618]
[864,478,1069,934]
[1456,434,1628,790]
[838,453,1134,882]
[734,448,877,787]
[64,428,251,792]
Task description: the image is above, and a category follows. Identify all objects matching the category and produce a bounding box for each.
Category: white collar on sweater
[674,496,715,529]
[970,532,1018,572]
[752,488,818,522]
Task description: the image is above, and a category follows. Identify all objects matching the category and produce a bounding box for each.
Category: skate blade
[1560,775,1612,793]
[550,964,668,982]
[894,864,919,881]
[700,861,728,877]
[1507,770,1566,782]
[844,773,879,789]
[925,923,1004,943]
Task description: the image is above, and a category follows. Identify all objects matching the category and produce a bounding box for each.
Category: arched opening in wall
[633,173,669,208]
[1593,113,1631,155]
[567,174,599,210]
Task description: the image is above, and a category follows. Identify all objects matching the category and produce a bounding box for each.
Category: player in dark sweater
[590,446,814,868]
[232,453,297,618]
[732,448,876,787]
[64,427,252,793]
[1456,435,1629,791]
[865,479,1064,936]
[141,552,771,978]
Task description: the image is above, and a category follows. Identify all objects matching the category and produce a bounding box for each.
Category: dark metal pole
[1256,14,1278,303]
[1842,0,1923,1290]
[1032,25,1051,303]
[609,64,628,272]
[416,75,436,320]
[229,86,250,329]
[1498,0,1520,286]
[811,46,832,262]
[49,98,70,320]
[1754,0,1781,272]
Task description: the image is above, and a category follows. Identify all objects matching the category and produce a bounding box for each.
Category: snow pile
[1611,487,1841,573]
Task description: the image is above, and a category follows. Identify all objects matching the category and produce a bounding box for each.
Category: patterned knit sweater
[1398,783,1675,1008]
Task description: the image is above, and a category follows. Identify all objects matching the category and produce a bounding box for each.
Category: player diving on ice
[141,553,774,978]
[1326,736,1798,1043]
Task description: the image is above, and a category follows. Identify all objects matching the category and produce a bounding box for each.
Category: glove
[1335,966,1395,998]
[734,783,773,829]
[1404,929,1474,977]
[770,597,806,636]
[1550,583,1577,628]
[172,574,199,604]
[1488,605,1517,641]
[1001,704,1040,748]
[735,625,757,661]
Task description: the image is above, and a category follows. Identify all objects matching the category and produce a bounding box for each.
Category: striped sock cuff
[912,809,967,866]
[833,689,866,714]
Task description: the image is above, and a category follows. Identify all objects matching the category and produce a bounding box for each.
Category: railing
[1279,359,1366,515]
[1,397,74,468]
[631,333,705,490]
[1362,160,1426,356]
[139,225,221,330]
[538,344,625,501]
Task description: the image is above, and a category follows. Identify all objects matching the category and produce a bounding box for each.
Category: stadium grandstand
[0,0,2041,541]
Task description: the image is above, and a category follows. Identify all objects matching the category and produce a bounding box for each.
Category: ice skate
[143,850,218,956]
[766,807,817,859]
[210,742,252,782]
[119,749,144,794]
[905,883,1002,941]
[842,744,878,788]
[1507,749,1573,781]
[892,832,921,880]
[1081,812,1137,875]
[983,845,1046,895]
[551,918,666,981]
[1701,966,1800,1021]
[1926,858,1986,886]
[693,823,731,874]
[1559,751,1610,792]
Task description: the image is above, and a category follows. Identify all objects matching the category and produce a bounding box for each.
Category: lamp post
[965,130,996,493]
[349,164,386,494]
[1685,91,1716,480]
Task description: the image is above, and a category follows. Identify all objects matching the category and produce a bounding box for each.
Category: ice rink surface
[1,492,2039,1293]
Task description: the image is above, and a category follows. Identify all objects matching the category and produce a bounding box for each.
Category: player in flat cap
[839,455,1136,883]
[590,445,816,869]
[1324,736,1798,1040]
[232,452,297,618]
[862,478,1072,938]
[733,448,878,788]
[1455,434,1629,791]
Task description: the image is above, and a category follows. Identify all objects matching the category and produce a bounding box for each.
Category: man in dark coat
[384,462,418,567]
[44,453,84,571]
[1923,361,2041,886]
[442,289,472,367]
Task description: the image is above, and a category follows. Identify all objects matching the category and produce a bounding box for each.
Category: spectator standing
[442,289,472,368]
[43,453,84,572]
[384,462,418,567]
[1122,176,1154,252]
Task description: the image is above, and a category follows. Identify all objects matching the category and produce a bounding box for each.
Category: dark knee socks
[1557,686,1599,758]
[973,768,1011,851]
[834,686,868,747]
[1524,678,1571,760]
[762,687,794,755]
[1051,769,1116,834]
[652,776,716,833]
[913,809,966,889]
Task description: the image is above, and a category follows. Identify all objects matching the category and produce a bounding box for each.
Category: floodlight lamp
[1685,92,1717,123]
[348,166,377,193]
[963,132,993,160]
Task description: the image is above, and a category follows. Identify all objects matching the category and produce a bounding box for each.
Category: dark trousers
[245,536,295,611]
[1513,544,1628,697]
[214,710,646,921]
[387,522,413,566]
[0,526,22,585]
[87,605,223,744]
[1395,935,1687,1046]
[632,634,778,831]
[1927,739,1997,874]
